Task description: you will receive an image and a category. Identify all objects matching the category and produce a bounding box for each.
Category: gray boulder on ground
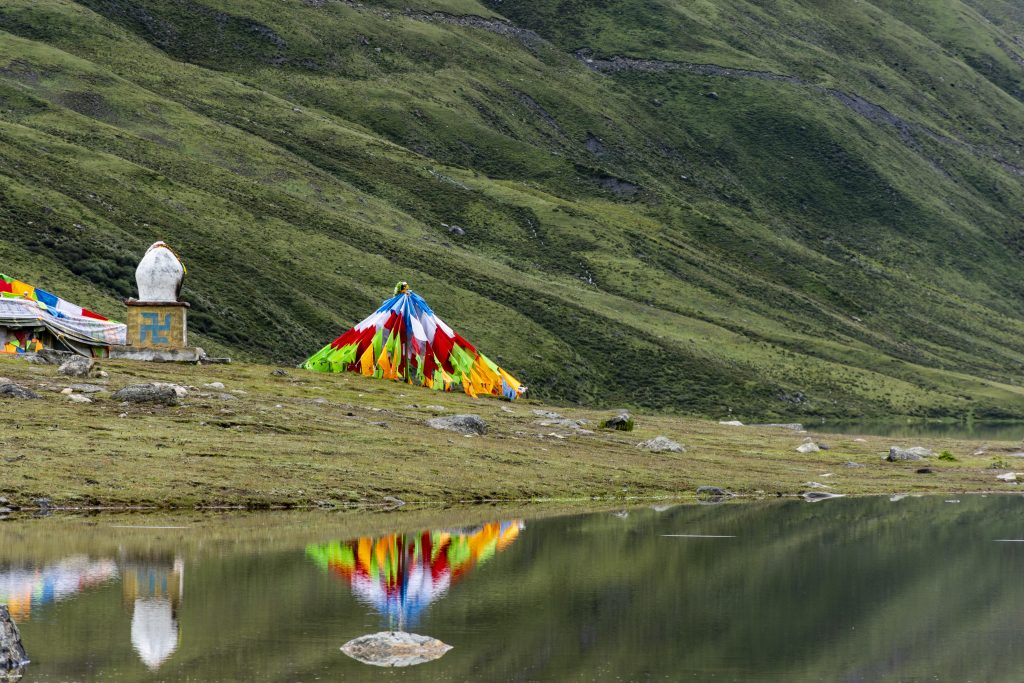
[886,446,934,462]
[57,356,93,378]
[0,605,29,674]
[426,414,487,435]
[843,461,866,468]
[695,485,734,504]
[340,631,452,667]
[69,384,104,393]
[111,383,181,405]
[537,418,588,428]
[0,383,39,400]
[637,436,685,453]
[601,412,634,431]
[31,349,74,365]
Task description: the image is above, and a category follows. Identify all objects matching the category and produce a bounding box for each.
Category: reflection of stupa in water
[121,555,185,671]
[0,556,118,621]
[307,521,523,629]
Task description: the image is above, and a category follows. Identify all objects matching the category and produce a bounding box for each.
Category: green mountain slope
[2,0,1024,418]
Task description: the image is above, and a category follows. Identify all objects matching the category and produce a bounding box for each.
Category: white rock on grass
[154,383,188,398]
[70,384,104,393]
[203,382,225,389]
[67,394,92,404]
[796,442,820,453]
[997,472,1018,482]
[885,446,934,462]
[637,436,685,453]
[719,420,744,426]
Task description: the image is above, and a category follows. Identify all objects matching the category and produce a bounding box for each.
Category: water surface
[3,498,1024,681]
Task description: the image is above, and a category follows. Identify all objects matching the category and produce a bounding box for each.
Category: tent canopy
[303,283,525,400]
[0,273,126,355]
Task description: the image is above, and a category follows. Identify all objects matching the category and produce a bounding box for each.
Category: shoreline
[2,356,1023,511]
[0,489,1020,516]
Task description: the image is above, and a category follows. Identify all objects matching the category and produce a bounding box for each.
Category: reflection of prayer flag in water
[307,521,523,627]
[0,557,118,620]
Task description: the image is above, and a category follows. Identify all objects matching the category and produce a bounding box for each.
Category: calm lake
[3,497,1024,681]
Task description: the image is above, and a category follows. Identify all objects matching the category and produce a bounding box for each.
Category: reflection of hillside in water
[307,521,523,628]
[0,556,118,620]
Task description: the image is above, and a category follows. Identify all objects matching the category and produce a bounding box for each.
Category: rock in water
[57,356,93,378]
[0,605,29,676]
[802,491,845,502]
[111,383,181,405]
[136,242,184,302]
[637,436,685,453]
[426,414,487,435]
[341,632,452,667]
[886,446,934,462]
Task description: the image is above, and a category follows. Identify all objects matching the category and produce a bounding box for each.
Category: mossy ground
[1,355,1021,510]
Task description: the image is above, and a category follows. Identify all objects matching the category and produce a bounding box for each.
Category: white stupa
[135,242,184,302]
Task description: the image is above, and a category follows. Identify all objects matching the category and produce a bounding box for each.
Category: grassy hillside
[2,0,1024,418]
